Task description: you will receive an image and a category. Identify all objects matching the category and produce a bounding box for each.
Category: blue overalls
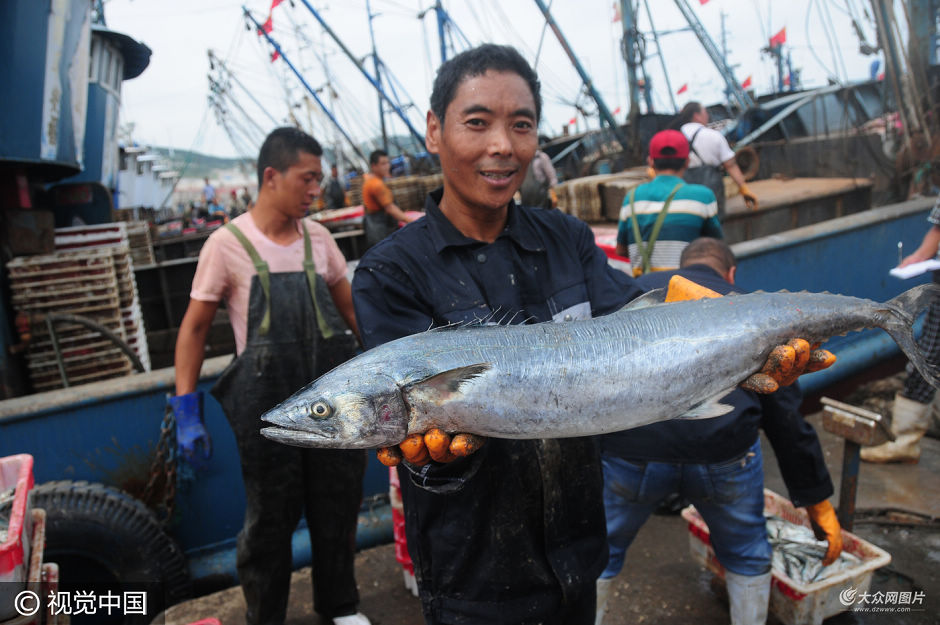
[211,223,366,625]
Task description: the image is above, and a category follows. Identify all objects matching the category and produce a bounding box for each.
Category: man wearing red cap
[615,129,723,276]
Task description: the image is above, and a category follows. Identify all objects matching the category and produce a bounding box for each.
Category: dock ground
[160,376,939,625]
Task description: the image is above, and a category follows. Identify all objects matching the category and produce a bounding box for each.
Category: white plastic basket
[681,489,892,625]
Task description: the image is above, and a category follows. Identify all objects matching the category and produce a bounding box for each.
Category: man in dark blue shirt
[352,45,833,625]
[353,45,644,625]
[596,238,842,625]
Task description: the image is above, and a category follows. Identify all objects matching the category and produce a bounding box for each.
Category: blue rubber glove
[168,391,212,468]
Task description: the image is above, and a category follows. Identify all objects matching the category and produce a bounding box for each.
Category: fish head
[260,364,409,449]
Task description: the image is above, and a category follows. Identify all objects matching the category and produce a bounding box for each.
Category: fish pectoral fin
[620,288,667,311]
[677,392,735,419]
[403,363,492,405]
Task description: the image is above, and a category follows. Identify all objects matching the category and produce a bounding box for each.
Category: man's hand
[806,500,843,566]
[739,183,759,211]
[741,339,836,393]
[377,429,486,467]
[168,391,212,468]
[663,276,837,393]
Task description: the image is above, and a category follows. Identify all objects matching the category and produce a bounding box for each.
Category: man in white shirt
[676,101,758,218]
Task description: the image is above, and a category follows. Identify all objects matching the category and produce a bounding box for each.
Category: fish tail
[882,284,940,389]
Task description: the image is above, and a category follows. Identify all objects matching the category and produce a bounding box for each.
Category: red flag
[257,14,273,36]
[676,83,688,95]
[741,75,752,89]
[271,0,284,8]
[699,0,710,4]
[612,107,622,115]
[568,117,577,126]
[612,2,621,22]
[769,27,786,48]
[271,50,280,63]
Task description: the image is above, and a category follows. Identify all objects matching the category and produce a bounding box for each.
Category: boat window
[89,38,100,82]
[111,54,124,92]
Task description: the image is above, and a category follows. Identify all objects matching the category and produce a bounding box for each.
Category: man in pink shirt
[172,127,370,625]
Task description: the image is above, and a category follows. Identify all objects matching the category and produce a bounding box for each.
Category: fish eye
[310,401,332,420]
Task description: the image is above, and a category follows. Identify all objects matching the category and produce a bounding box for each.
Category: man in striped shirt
[616,129,723,276]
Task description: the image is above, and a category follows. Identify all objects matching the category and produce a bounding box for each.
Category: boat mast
[642,0,678,113]
[531,0,630,152]
[425,1,470,65]
[619,0,642,136]
[366,0,388,152]
[244,8,368,166]
[295,0,426,148]
[436,1,447,63]
[672,0,753,111]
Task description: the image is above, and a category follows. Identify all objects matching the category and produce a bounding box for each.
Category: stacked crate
[54,223,152,373]
[347,173,444,213]
[125,221,156,267]
[7,249,132,391]
[556,168,649,223]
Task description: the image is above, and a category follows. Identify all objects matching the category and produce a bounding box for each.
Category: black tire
[15,480,191,624]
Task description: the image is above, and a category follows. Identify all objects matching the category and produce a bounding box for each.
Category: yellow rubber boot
[861,392,929,463]
[595,577,614,625]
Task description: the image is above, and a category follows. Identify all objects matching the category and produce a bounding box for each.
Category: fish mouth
[260,426,379,449]
[261,426,339,447]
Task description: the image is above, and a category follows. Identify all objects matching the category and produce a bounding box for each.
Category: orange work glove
[377,429,486,467]
[664,275,837,394]
[549,188,558,209]
[806,500,843,566]
[739,183,759,211]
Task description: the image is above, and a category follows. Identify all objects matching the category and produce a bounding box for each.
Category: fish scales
[261,285,940,449]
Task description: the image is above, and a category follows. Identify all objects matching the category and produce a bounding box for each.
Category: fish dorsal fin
[620,288,667,311]
[403,363,492,403]
[677,391,735,419]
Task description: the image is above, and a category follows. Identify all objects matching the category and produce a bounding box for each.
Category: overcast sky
[104,0,883,161]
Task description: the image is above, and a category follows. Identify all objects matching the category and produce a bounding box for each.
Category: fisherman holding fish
[172,128,371,625]
[343,44,834,625]
[595,238,842,625]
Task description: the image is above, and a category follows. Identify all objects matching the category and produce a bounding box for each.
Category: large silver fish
[261,285,940,449]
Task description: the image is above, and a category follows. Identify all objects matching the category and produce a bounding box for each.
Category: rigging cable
[805,0,839,84]
[819,0,849,83]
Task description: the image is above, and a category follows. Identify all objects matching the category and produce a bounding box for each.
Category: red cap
[649,129,689,160]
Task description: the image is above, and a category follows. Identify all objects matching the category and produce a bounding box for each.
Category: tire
[11,480,191,624]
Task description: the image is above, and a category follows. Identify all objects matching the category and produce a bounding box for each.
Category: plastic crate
[0,455,36,621]
[682,489,892,625]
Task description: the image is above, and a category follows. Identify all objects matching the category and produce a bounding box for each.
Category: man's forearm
[175,326,208,396]
[174,300,217,395]
[384,202,413,222]
[725,161,747,189]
